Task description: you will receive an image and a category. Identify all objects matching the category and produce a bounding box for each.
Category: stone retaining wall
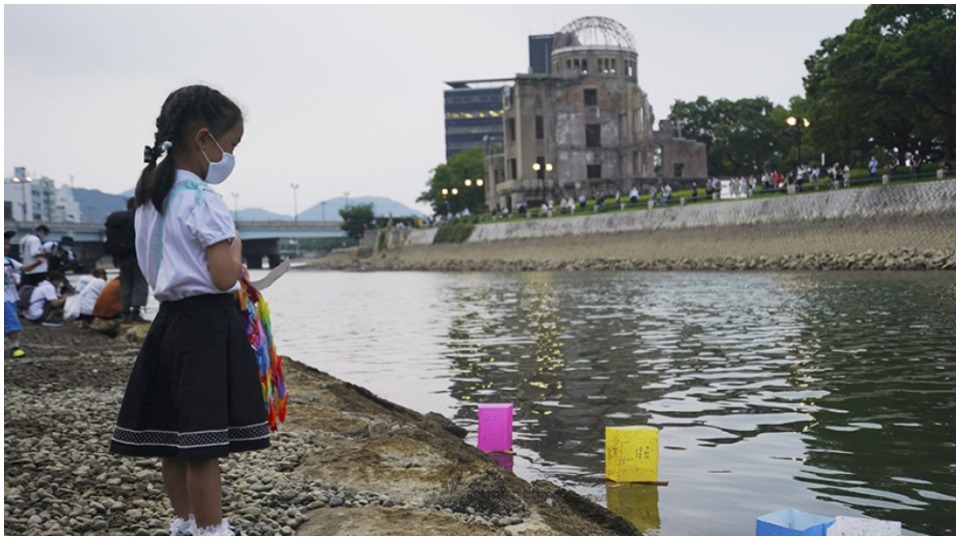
[463,180,955,243]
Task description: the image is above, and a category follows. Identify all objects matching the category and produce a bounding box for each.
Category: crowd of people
[4,199,150,358]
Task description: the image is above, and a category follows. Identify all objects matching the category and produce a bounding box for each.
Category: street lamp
[532,162,553,201]
[785,116,810,185]
[440,187,450,215]
[11,172,33,222]
[290,183,300,223]
[231,192,239,221]
[463,178,485,213]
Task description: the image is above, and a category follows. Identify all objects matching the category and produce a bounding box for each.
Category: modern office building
[483,16,707,212]
[443,80,511,161]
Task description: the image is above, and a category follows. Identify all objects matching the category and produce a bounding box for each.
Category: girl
[110,85,269,536]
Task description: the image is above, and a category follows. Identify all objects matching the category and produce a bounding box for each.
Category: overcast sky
[4,3,868,215]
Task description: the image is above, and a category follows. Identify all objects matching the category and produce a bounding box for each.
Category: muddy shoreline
[3,324,637,536]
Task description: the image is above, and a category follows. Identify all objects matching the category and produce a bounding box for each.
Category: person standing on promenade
[19,224,50,287]
[109,85,269,536]
[106,197,150,322]
[5,230,42,358]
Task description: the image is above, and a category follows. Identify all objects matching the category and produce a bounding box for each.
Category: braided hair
[134,85,243,213]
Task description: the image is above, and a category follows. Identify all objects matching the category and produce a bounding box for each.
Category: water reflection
[782,273,957,534]
[606,483,661,534]
[436,272,955,535]
[267,270,955,536]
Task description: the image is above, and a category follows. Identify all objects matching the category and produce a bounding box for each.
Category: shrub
[434,221,475,244]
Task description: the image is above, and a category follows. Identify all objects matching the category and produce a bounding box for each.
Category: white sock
[170,514,195,536]
[191,518,234,536]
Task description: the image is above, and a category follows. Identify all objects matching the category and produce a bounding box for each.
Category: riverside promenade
[3,324,637,536]
[314,179,956,272]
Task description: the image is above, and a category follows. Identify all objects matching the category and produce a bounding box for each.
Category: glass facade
[444,86,506,161]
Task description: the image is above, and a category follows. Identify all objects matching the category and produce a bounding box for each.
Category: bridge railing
[235,220,341,229]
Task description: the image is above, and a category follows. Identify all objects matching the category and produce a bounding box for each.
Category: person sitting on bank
[92,276,125,321]
[73,268,109,322]
[23,270,68,327]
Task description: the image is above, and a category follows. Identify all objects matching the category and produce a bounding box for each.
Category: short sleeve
[41,283,58,301]
[25,237,40,257]
[185,190,236,248]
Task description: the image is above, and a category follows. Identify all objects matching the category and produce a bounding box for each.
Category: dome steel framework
[552,16,637,53]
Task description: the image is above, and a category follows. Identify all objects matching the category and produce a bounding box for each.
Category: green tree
[338,203,375,241]
[417,148,485,216]
[671,96,792,176]
[803,4,956,166]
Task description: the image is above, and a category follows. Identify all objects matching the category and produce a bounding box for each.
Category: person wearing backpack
[5,230,43,358]
[106,198,149,322]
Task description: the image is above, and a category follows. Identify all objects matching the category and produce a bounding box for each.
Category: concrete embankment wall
[438,180,955,243]
[326,181,954,271]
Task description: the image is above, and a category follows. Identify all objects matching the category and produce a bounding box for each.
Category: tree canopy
[669,5,955,176]
[338,203,375,241]
[670,96,796,176]
[803,4,956,165]
[417,148,485,216]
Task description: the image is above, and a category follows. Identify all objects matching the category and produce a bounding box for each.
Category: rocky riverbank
[308,214,956,273]
[4,324,637,536]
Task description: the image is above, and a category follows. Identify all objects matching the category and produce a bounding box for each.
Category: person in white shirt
[19,224,50,287]
[71,267,108,321]
[23,270,67,326]
[5,230,42,357]
[109,84,268,537]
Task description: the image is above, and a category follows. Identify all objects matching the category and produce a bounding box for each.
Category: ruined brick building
[479,16,707,212]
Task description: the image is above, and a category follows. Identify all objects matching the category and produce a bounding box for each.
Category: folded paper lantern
[756,508,836,536]
[605,426,659,483]
[478,403,513,452]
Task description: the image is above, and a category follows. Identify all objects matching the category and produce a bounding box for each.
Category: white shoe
[171,515,196,536]
[191,519,234,536]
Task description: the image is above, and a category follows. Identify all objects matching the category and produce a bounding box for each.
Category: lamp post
[12,171,33,222]
[463,178,485,213]
[290,183,300,223]
[785,116,810,185]
[532,162,553,202]
[231,192,239,221]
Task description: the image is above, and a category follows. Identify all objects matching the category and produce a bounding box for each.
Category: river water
[247,269,955,536]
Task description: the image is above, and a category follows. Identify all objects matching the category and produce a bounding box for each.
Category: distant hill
[237,208,293,221]
[71,187,422,223]
[73,188,127,224]
[297,197,424,221]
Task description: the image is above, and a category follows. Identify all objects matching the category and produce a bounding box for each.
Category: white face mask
[199,134,235,185]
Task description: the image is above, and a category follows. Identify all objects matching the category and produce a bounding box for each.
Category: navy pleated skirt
[110,293,270,460]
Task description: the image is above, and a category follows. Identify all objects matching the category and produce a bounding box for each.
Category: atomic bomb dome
[552,16,637,53]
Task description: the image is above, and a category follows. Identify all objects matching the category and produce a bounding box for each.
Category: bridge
[4,220,344,269]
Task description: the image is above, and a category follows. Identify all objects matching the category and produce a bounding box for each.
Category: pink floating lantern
[477,403,514,452]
